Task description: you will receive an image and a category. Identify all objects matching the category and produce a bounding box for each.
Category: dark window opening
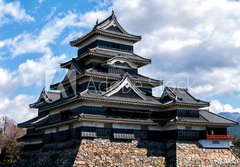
[177,109,199,118]
[78,40,133,56]
[207,128,227,135]
[60,111,69,121]
[107,109,150,119]
[108,67,137,75]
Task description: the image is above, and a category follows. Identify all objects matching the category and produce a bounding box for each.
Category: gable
[36,90,53,104]
[106,25,124,34]
[161,95,173,103]
[103,75,148,100]
[95,12,130,36]
[112,87,143,99]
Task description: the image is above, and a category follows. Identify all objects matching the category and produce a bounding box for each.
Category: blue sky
[1,0,240,122]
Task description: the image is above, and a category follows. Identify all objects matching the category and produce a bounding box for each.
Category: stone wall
[13,139,240,167]
[13,140,80,167]
[73,139,166,167]
[176,141,240,167]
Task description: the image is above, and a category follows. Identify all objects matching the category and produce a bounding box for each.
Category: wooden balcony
[207,135,235,140]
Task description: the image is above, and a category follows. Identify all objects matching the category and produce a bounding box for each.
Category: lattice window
[81,131,97,137]
[113,133,135,139]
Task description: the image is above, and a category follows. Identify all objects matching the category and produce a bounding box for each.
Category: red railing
[207,135,235,140]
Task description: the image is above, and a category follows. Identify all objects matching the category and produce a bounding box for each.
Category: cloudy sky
[0,0,240,122]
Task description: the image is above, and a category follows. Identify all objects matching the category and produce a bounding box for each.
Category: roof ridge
[165,86,186,90]
[198,111,210,122]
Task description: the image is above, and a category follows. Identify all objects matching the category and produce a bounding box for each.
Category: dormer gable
[160,87,209,107]
[103,73,148,100]
[30,89,61,108]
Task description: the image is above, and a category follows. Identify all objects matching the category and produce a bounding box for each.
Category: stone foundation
[73,139,166,167]
[13,140,80,167]
[13,139,240,167]
[176,141,240,167]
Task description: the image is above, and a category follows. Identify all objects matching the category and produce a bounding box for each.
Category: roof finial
[112,9,114,15]
[96,19,98,25]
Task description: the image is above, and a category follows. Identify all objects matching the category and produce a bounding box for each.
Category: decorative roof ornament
[106,56,138,69]
[96,19,99,25]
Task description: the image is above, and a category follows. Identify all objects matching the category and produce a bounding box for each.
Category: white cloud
[0,40,7,48]
[110,0,240,101]
[190,66,240,97]
[0,68,17,97]
[0,54,66,97]
[0,8,111,123]
[91,0,112,10]
[0,53,66,123]
[159,39,201,52]
[18,54,67,87]
[0,94,37,123]
[38,0,44,4]
[0,0,34,26]
[0,9,111,57]
[6,12,81,57]
[78,10,110,28]
[210,100,240,114]
[44,7,57,21]
[3,0,240,123]
[61,31,83,45]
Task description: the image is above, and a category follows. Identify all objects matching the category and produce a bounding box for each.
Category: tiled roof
[18,116,40,128]
[85,68,162,85]
[94,11,141,39]
[87,47,150,64]
[161,87,209,107]
[70,12,141,47]
[79,114,159,125]
[30,89,61,108]
[50,67,162,90]
[199,110,239,125]
[18,114,50,128]
[177,110,239,126]
[94,12,139,37]
[61,48,151,68]
[79,89,161,106]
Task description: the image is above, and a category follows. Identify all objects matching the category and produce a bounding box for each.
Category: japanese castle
[19,11,238,150]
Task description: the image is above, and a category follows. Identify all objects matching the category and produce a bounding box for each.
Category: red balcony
[207,135,235,140]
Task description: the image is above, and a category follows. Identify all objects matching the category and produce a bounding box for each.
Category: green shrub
[233,139,240,148]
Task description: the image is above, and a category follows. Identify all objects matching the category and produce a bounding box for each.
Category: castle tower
[18,12,239,166]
